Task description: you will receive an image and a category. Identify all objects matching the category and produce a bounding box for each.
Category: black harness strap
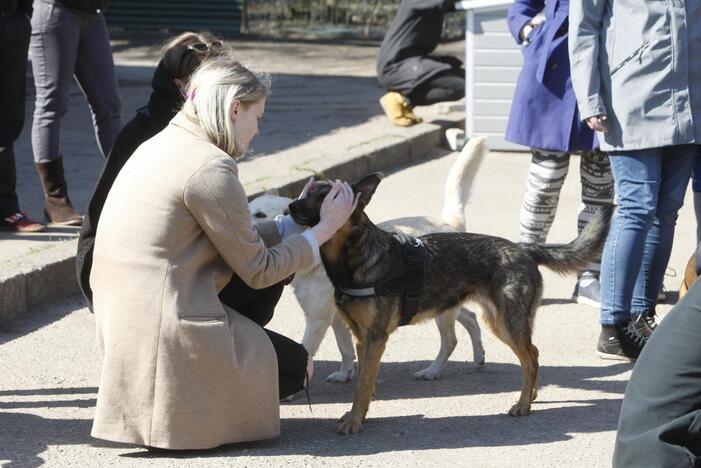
[337,233,426,327]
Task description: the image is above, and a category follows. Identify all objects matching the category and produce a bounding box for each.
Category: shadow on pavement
[0,412,130,468]
[117,397,622,459]
[0,361,627,463]
[0,297,86,347]
[282,360,632,406]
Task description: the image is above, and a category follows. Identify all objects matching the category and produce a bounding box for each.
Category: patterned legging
[520,148,614,271]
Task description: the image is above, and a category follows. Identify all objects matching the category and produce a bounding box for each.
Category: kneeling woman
[90,55,357,450]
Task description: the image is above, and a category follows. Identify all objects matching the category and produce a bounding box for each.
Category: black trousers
[407,67,465,107]
[613,278,701,467]
[0,12,31,218]
[218,275,308,399]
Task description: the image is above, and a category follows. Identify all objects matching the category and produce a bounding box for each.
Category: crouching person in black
[377,0,464,127]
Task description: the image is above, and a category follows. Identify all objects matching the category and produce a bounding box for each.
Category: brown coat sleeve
[183,156,313,289]
[254,220,281,248]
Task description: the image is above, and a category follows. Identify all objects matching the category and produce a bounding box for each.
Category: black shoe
[632,309,659,336]
[572,275,601,308]
[597,320,646,361]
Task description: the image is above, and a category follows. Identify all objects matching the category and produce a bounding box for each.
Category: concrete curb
[0,116,463,322]
[1,240,80,322]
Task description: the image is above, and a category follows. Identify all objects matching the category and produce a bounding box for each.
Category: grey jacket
[569,0,701,151]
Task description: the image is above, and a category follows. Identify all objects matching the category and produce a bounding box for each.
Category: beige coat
[90,112,314,450]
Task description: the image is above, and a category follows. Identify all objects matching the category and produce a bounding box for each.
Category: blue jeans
[600,145,697,325]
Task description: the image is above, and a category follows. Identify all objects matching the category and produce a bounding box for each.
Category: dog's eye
[253,212,267,219]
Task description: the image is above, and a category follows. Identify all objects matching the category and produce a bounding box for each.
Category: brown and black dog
[289,173,612,434]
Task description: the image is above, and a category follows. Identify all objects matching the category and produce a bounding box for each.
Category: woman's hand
[311,180,359,245]
[585,114,609,132]
[520,16,545,42]
[305,354,314,385]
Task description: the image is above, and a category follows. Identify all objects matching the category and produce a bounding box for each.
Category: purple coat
[504,0,597,152]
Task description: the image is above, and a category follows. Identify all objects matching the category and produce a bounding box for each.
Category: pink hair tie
[187,89,196,100]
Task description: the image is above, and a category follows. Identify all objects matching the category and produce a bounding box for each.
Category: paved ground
[1,148,696,467]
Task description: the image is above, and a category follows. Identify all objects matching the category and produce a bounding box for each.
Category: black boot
[35,158,83,226]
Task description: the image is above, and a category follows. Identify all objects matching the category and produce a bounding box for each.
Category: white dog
[250,137,488,383]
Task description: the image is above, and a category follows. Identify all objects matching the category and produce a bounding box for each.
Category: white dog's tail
[441,135,487,231]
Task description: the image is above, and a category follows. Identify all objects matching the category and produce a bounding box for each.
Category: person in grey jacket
[569,0,700,360]
[30,0,122,226]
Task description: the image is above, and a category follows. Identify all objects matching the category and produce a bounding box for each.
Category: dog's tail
[441,135,487,231]
[520,206,613,275]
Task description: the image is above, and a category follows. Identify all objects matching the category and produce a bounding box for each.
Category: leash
[337,233,426,327]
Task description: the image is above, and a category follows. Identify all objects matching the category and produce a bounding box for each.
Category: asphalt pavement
[1,147,697,467]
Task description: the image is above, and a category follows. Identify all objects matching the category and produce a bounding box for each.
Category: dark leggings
[407,70,465,107]
[218,275,308,399]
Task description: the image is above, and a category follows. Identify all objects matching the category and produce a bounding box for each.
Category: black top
[376,0,458,95]
[0,0,33,16]
[57,0,109,14]
[76,60,183,310]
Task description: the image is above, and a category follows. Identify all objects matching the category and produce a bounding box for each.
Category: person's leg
[263,329,309,399]
[30,2,83,225]
[519,149,570,244]
[600,149,662,326]
[218,274,283,327]
[630,144,695,316]
[30,2,79,164]
[573,149,614,305]
[218,274,308,399]
[73,13,122,157]
[0,12,31,219]
[597,149,665,360]
[407,71,465,107]
[693,151,701,244]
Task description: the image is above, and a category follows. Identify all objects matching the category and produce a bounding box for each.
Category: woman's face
[231,97,265,153]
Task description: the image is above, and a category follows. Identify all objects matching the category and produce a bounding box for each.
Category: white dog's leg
[302,315,332,357]
[413,308,459,380]
[326,314,357,382]
[456,306,485,367]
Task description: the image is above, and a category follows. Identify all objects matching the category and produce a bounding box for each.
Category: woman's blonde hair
[160,31,224,80]
[182,54,271,159]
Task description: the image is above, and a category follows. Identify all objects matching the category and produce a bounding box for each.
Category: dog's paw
[281,392,297,402]
[337,412,364,434]
[326,370,353,383]
[473,356,486,369]
[508,402,531,417]
[413,367,442,380]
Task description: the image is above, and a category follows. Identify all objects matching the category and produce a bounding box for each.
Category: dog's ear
[264,188,279,196]
[352,172,383,208]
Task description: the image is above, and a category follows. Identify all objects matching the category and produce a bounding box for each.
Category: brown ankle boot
[35,158,83,226]
[380,92,419,127]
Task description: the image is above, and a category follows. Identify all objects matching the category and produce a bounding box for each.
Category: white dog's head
[249,189,294,224]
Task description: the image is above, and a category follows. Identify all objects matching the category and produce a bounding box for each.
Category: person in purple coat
[505,0,614,307]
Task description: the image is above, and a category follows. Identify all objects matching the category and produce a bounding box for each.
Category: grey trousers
[30,1,122,163]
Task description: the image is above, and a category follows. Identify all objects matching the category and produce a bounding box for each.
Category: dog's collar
[336,233,426,326]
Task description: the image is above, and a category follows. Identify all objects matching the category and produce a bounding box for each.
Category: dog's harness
[336,233,426,327]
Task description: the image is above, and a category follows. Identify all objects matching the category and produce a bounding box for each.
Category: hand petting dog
[309,180,359,246]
